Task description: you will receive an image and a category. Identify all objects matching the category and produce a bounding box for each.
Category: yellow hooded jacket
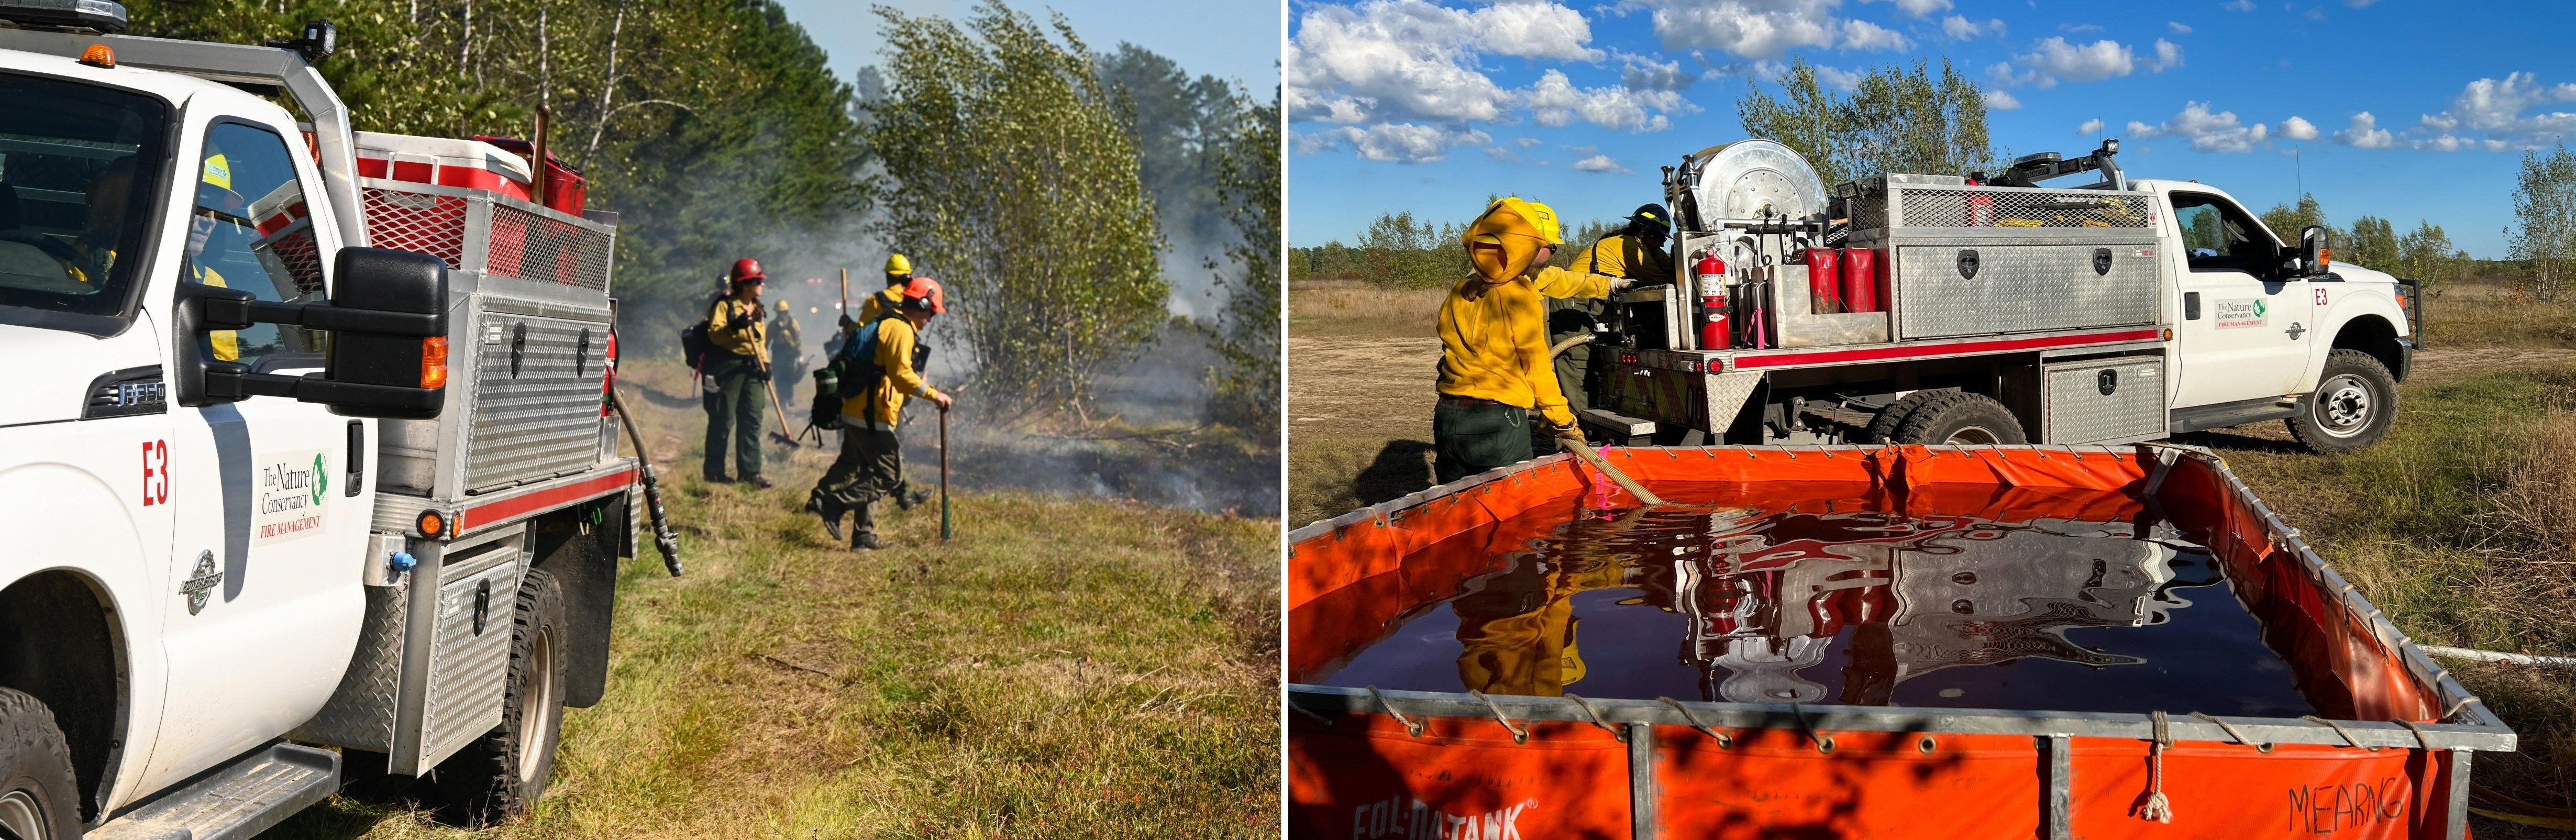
[707,295,768,366]
[1437,197,1576,428]
[854,284,904,324]
[837,315,941,428]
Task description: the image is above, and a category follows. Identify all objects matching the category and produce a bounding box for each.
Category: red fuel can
[1840,247,1881,313]
[1805,248,1842,314]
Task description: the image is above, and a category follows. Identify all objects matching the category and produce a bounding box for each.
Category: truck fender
[0,466,146,823]
[2312,284,2412,385]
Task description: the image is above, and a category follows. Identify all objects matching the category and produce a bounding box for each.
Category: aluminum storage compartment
[293,525,528,775]
[361,175,618,501]
[2042,355,2167,445]
[1844,181,2163,341]
[413,535,525,770]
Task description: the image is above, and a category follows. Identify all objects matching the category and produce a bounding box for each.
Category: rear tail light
[421,336,449,388]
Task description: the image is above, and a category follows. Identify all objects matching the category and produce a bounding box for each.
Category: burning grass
[266,361,1280,839]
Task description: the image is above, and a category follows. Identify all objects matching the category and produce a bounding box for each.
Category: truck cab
[0,17,636,840]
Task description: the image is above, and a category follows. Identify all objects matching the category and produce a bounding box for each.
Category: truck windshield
[0,71,167,333]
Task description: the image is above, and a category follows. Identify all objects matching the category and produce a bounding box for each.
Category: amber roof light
[78,45,114,68]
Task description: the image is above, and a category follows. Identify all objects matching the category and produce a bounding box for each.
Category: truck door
[142,116,369,791]
[2164,191,2314,409]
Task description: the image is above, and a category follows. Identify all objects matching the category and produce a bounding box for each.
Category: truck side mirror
[171,248,449,418]
[2298,225,2331,277]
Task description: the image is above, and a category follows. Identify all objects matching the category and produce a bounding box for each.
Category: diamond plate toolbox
[415,535,525,771]
[462,312,610,492]
[1892,241,2159,340]
[2043,355,2166,445]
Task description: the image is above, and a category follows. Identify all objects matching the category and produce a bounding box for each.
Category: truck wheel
[0,689,80,840]
[1862,390,1944,443]
[429,568,568,826]
[1892,392,2028,445]
[2287,349,2398,453]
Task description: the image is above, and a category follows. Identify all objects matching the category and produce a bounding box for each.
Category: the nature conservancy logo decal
[254,449,329,545]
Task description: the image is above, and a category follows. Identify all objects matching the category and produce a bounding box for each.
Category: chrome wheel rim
[515,626,561,786]
[2315,374,2374,438]
[1944,426,2003,445]
[0,790,49,840]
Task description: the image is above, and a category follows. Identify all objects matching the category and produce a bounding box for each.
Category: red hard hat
[729,257,766,283]
[901,277,946,314]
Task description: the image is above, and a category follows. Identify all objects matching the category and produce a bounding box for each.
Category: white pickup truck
[1576,138,2420,454]
[0,10,642,840]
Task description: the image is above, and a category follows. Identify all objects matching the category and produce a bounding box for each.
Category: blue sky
[1288,0,2576,257]
[776,0,1281,93]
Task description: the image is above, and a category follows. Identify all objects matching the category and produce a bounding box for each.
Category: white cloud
[2132,102,2270,152]
[1940,15,2004,39]
[1287,0,1604,125]
[1840,19,1910,51]
[2168,21,2193,34]
[2224,0,2254,9]
[2280,115,2319,140]
[2346,0,2381,6]
[1616,51,1697,92]
[2148,38,2183,72]
[1484,146,1521,162]
[1815,65,1864,92]
[2331,112,2392,148]
[1572,153,1633,174]
[1527,69,1693,132]
[1515,136,1543,148]
[1982,90,2021,110]
[1638,0,1840,59]
[2059,23,2103,32]
[2391,73,2576,150]
[1302,123,1493,163]
[1994,38,2138,88]
[2077,117,2104,134]
[1861,0,1951,17]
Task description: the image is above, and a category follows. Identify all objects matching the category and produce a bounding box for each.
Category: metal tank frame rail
[1287,444,2515,840]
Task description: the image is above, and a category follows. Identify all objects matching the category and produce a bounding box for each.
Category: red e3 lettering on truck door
[142,439,169,505]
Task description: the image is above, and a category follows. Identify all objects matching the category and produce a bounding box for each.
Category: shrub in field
[870,1,1168,423]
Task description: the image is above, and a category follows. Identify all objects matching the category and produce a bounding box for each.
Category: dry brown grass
[2421,279,2576,349]
[1288,280,1444,341]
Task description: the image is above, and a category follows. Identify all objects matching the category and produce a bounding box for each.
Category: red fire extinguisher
[1695,248,1730,349]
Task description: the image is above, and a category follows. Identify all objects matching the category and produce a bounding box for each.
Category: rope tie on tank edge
[2392,719,2436,753]
[1787,703,1833,753]
[2301,715,2383,751]
[2443,693,2482,722]
[1289,701,1335,728]
[2134,710,2175,824]
[1562,693,1626,740]
[1367,686,1423,737]
[2188,712,2270,751]
[1657,697,1730,747]
[1469,690,1528,744]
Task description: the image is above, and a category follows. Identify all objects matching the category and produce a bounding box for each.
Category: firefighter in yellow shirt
[810,278,953,549]
[185,154,251,361]
[1541,203,1672,450]
[1434,197,1587,484]
[702,258,771,486]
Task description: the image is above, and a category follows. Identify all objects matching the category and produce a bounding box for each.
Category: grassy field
[1287,277,2576,834]
[270,360,1280,839]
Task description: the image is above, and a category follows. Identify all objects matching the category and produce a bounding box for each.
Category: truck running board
[2169,397,2300,434]
[89,742,340,840]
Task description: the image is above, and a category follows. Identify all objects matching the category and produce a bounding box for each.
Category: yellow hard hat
[885,253,912,275]
[194,153,247,219]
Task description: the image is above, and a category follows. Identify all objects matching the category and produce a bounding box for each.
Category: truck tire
[1862,390,1945,443]
[428,568,568,826]
[0,689,80,840]
[2287,349,2398,453]
[1892,392,2028,445]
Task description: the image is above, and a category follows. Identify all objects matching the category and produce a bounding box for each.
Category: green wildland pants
[1434,400,1533,485]
[701,354,767,479]
[813,427,903,535]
